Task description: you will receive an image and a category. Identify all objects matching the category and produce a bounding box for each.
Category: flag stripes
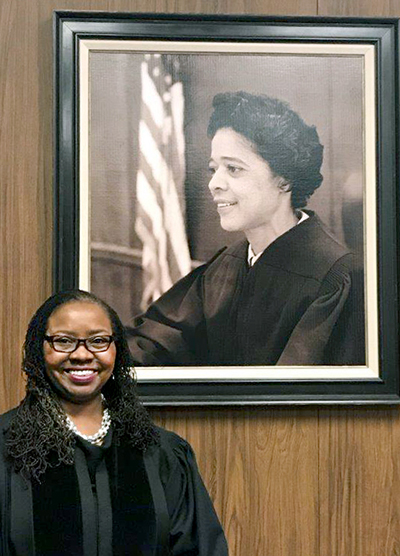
[135,54,192,310]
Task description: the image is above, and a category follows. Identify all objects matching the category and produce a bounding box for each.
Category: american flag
[135,54,192,310]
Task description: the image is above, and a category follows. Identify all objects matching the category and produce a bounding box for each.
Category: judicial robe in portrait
[128,212,365,367]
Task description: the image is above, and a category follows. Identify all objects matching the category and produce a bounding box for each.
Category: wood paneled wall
[1,1,399,554]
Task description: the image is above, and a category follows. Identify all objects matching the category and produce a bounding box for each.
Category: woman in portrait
[128,91,365,366]
[0,290,228,555]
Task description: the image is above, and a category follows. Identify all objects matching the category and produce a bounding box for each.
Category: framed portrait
[54,12,400,404]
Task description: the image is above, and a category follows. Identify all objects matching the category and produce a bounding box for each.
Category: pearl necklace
[65,407,111,446]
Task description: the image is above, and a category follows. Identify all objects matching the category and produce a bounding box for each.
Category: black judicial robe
[0,409,228,556]
[128,212,365,366]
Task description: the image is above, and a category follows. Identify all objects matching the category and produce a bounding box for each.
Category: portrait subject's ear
[278,180,292,193]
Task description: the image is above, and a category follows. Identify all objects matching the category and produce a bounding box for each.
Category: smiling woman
[0,290,228,556]
[44,302,116,408]
[128,91,365,367]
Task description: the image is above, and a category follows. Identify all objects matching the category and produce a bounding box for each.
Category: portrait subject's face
[44,301,116,405]
[208,128,289,239]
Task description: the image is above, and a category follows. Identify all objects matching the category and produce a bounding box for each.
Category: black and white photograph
[54,13,400,403]
[86,43,372,374]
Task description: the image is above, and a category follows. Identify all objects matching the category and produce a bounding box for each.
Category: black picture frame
[54,11,400,405]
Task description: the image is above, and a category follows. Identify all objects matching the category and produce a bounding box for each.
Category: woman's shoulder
[203,240,248,277]
[201,240,248,269]
[154,426,193,455]
[146,426,197,480]
[302,212,350,259]
[0,407,18,432]
[264,211,354,281]
[0,408,18,460]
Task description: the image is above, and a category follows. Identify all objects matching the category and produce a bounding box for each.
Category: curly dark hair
[6,290,158,481]
[207,91,324,208]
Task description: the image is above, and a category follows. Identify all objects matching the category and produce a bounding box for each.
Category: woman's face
[208,127,289,237]
[43,301,116,405]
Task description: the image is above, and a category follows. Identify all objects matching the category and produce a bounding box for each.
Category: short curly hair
[6,290,158,480]
[207,91,324,208]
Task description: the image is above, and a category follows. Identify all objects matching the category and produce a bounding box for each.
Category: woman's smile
[215,200,238,211]
[63,369,98,383]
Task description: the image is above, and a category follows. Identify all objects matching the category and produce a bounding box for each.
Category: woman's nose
[69,344,94,360]
[208,169,227,192]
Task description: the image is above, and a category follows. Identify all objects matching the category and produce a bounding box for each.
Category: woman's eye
[208,166,216,175]
[55,337,74,345]
[91,337,107,344]
[227,164,242,175]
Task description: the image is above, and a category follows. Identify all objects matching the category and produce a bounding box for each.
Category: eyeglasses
[44,335,114,353]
